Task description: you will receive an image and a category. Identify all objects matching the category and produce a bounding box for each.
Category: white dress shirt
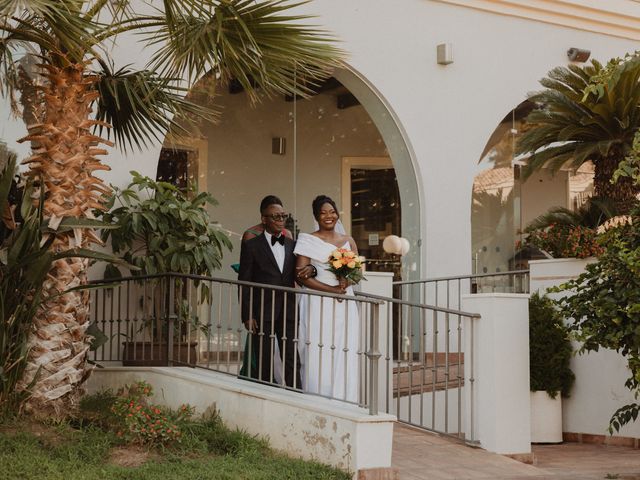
[264,231,285,273]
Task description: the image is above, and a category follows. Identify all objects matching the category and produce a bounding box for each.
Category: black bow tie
[271,234,284,246]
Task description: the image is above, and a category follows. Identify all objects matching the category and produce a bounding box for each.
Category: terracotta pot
[122,341,198,366]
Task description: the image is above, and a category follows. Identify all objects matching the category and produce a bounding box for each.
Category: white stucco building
[3,0,640,280]
[3,0,640,468]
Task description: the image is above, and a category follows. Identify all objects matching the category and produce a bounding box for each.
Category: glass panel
[472,104,595,278]
[472,115,520,277]
[156,147,199,193]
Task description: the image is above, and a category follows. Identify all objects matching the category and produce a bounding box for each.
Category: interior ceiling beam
[228,77,257,94]
[337,93,360,110]
[284,76,342,101]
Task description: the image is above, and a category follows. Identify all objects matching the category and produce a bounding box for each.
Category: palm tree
[516,58,640,212]
[0,0,342,417]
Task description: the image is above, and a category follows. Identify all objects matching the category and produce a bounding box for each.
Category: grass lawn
[0,386,350,480]
[0,420,351,480]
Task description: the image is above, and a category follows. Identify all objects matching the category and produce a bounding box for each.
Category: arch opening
[157,66,423,281]
[471,101,595,278]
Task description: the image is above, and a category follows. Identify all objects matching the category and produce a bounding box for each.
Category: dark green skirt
[239,334,256,378]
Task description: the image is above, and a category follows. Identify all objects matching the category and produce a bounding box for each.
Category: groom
[238,196,301,389]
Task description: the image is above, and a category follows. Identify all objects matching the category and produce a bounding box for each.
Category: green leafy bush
[101,171,232,276]
[552,214,640,431]
[5,397,351,479]
[529,293,575,398]
[100,172,232,343]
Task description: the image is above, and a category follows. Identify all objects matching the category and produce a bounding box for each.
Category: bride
[294,195,360,403]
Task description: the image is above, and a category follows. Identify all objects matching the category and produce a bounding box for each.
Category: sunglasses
[264,213,288,221]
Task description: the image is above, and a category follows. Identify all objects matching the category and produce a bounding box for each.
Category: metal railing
[394,270,530,311]
[359,290,480,442]
[383,270,529,441]
[88,273,384,414]
[88,271,484,441]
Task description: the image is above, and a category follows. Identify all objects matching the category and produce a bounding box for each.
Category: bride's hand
[338,277,348,289]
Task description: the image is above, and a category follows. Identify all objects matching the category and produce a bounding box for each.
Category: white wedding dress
[294,233,360,403]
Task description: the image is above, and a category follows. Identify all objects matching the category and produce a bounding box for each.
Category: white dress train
[294,233,360,403]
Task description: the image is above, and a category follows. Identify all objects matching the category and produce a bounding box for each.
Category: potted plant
[101,171,232,366]
[529,292,575,443]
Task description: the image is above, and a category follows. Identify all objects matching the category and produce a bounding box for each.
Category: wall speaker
[272,137,286,155]
[437,43,453,65]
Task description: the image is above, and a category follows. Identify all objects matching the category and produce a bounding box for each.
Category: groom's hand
[296,265,316,280]
[244,318,258,334]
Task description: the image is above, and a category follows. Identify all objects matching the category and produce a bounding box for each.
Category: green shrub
[552,212,640,432]
[101,171,232,277]
[529,293,575,398]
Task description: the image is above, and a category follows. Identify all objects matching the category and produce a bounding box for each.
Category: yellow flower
[332,260,343,269]
[347,261,356,269]
[358,256,366,263]
[332,250,342,259]
[344,251,356,259]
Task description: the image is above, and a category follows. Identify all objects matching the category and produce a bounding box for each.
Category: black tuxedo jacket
[238,233,296,325]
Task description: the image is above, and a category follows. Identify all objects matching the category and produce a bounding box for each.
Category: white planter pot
[530,390,563,443]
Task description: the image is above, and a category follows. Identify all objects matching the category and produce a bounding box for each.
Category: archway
[471,101,595,278]
[157,66,423,281]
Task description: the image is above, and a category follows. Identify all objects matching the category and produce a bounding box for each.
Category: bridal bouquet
[327,248,366,284]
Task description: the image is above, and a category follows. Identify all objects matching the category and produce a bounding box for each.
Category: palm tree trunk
[594,150,640,214]
[17,63,111,417]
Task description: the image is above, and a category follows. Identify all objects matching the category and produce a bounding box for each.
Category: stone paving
[392,423,640,479]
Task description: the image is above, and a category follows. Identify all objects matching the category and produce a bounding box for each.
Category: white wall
[86,367,396,474]
[462,293,531,454]
[292,0,639,277]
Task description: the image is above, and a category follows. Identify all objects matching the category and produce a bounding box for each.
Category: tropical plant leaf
[53,247,139,269]
[93,63,216,151]
[146,0,342,98]
[44,216,120,233]
[517,57,640,207]
[86,321,109,351]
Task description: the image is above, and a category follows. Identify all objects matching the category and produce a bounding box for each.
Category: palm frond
[517,57,640,198]
[522,143,576,178]
[93,62,216,152]
[0,1,100,62]
[0,30,22,103]
[146,0,343,99]
[525,196,618,231]
[525,207,584,231]
[84,0,134,23]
